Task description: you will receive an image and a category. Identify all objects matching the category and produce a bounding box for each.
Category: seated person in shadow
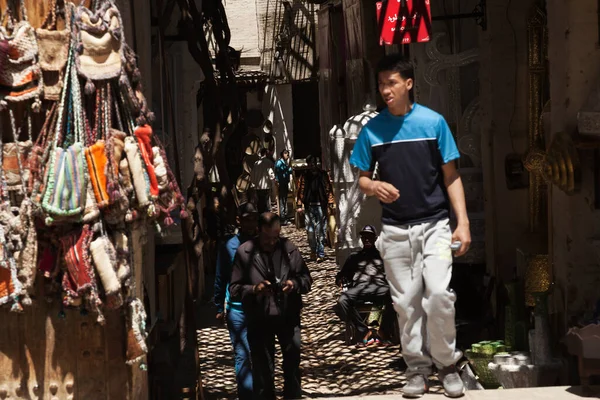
[334,225,395,347]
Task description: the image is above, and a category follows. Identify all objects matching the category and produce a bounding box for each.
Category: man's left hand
[452,224,471,257]
[282,280,295,293]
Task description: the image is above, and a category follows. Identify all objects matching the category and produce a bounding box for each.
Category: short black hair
[258,212,281,231]
[280,149,289,158]
[376,53,414,82]
[259,148,268,157]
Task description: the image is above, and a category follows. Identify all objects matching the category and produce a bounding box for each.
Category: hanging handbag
[0,0,43,111]
[37,0,71,101]
[74,0,125,93]
[90,231,123,309]
[41,40,88,224]
[2,109,32,195]
[60,224,103,321]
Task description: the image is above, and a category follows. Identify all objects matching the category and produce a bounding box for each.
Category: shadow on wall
[262,0,319,82]
[262,84,293,157]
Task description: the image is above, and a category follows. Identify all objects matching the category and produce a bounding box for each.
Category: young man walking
[350,54,471,398]
[213,203,259,400]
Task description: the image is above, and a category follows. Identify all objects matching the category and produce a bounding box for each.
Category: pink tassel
[180,209,189,219]
[164,216,174,226]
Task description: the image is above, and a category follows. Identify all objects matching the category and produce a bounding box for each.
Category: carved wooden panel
[343,0,364,60]
[0,300,133,399]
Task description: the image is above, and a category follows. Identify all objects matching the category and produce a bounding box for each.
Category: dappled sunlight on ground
[197,225,445,399]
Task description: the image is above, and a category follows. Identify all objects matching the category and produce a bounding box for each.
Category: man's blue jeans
[305,205,326,258]
[226,308,253,399]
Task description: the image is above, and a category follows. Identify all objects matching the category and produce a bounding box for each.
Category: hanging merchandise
[0,0,188,366]
[37,0,71,101]
[0,0,43,111]
[40,40,87,225]
[74,0,124,94]
[59,224,102,318]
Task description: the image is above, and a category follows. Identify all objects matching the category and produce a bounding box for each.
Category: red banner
[376,0,432,45]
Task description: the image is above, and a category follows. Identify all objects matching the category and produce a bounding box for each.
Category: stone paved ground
[196,225,447,399]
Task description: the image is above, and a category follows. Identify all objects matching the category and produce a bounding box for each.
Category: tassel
[132,68,141,84]
[22,296,32,306]
[147,203,158,218]
[32,99,41,113]
[107,182,122,202]
[11,301,23,313]
[0,100,7,111]
[164,216,174,226]
[85,80,96,95]
[119,74,129,89]
[153,222,162,234]
[180,209,189,219]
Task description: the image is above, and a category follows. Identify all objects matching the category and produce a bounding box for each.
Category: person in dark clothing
[214,203,259,400]
[230,212,312,400]
[296,155,335,262]
[334,225,393,346]
[275,149,293,224]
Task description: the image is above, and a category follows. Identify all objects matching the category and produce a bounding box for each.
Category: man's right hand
[253,280,273,296]
[371,181,400,204]
[216,312,224,322]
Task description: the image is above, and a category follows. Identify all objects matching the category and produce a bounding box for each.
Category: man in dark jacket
[296,155,335,262]
[230,212,312,400]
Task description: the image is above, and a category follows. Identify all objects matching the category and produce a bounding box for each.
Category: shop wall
[261,84,295,158]
[479,0,535,280]
[223,0,261,61]
[546,0,600,320]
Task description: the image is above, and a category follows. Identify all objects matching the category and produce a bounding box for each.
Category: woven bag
[37,0,71,101]
[41,40,88,224]
[74,0,124,93]
[0,0,43,110]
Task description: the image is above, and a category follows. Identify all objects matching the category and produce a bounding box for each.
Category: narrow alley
[196,225,446,399]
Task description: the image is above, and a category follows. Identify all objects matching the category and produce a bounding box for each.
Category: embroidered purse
[37,0,71,101]
[60,225,103,322]
[0,0,43,110]
[74,0,124,93]
[41,40,88,224]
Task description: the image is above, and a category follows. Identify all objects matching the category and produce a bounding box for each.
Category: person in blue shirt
[349,54,471,398]
[275,149,293,224]
[214,202,259,400]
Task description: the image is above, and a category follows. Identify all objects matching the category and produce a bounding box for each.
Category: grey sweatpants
[375,218,462,376]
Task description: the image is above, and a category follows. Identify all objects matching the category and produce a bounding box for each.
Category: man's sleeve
[437,117,460,164]
[349,127,374,172]
[290,247,312,294]
[229,249,255,301]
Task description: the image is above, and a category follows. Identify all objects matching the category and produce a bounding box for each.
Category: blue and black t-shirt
[349,104,460,226]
